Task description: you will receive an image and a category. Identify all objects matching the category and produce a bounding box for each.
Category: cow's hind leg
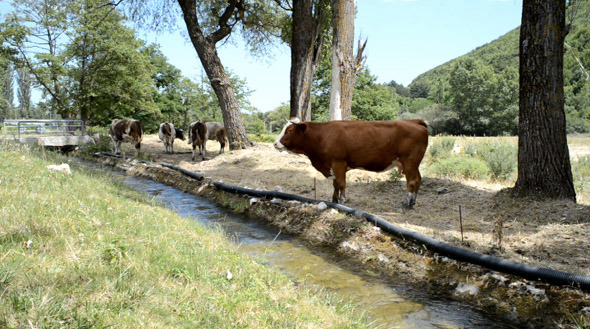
[401,163,421,209]
[331,162,347,204]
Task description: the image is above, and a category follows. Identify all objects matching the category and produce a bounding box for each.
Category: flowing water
[100,165,511,328]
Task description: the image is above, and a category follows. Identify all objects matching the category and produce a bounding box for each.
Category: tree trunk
[290,0,325,122]
[178,0,251,150]
[513,0,576,201]
[329,0,355,121]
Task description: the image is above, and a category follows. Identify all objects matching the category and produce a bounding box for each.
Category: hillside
[410,28,519,88]
[408,2,590,134]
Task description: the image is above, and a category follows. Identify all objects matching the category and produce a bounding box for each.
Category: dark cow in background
[188,120,207,161]
[188,121,227,160]
[109,119,143,156]
[158,122,185,154]
[274,118,428,209]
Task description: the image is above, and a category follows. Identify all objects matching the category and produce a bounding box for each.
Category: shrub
[429,156,489,180]
[80,134,112,154]
[248,133,276,143]
[573,155,590,193]
[475,142,517,181]
[428,136,456,162]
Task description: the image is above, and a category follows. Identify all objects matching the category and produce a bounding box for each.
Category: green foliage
[448,58,517,135]
[472,142,517,181]
[248,133,276,143]
[245,117,266,134]
[427,137,517,181]
[409,2,590,134]
[311,63,404,122]
[79,134,112,155]
[430,156,489,180]
[573,155,590,194]
[428,136,456,161]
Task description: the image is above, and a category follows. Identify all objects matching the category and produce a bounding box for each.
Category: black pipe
[98,154,590,291]
[213,180,590,291]
[160,162,204,181]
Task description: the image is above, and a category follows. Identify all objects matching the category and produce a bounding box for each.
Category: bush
[80,134,112,155]
[429,156,489,180]
[428,136,456,162]
[248,133,276,143]
[474,142,517,181]
[573,155,590,193]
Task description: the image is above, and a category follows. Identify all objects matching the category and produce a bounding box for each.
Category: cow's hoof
[401,199,415,209]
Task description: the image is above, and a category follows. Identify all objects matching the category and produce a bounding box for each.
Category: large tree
[1,63,14,119]
[513,0,576,201]
[329,0,365,121]
[126,0,285,149]
[3,0,156,125]
[288,0,327,121]
[16,66,32,118]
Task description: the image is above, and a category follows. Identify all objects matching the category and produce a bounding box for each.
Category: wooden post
[459,205,464,242]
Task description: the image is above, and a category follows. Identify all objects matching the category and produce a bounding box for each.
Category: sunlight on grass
[0,141,369,329]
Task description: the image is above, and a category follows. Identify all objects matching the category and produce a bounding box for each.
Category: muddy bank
[86,151,590,328]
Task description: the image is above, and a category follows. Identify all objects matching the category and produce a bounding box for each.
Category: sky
[2,0,524,113]
[141,0,523,113]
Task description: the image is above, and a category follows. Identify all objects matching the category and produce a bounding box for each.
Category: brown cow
[273,118,428,209]
[188,120,207,161]
[188,121,227,160]
[159,122,185,154]
[109,119,143,156]
[203,122,227,156]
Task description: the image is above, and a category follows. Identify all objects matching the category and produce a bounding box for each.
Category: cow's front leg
[401,164,421,209]
[135,141,141,157]
[114,140,121,155]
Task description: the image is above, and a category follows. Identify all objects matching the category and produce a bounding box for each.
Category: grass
[0,141,369,329]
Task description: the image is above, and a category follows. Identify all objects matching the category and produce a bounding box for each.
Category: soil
[94,135,590,328]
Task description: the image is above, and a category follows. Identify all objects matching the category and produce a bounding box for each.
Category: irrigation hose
[97,152,590,292]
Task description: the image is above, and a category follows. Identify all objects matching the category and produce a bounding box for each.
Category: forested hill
[405,2,590,135]
[410,28,519,89]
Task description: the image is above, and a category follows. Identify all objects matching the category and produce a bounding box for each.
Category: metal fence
[2,119,85,139]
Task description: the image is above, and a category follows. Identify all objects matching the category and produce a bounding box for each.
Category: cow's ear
[297,123,307,133]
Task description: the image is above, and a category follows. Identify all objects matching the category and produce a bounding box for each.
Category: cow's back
[303,120,428,172]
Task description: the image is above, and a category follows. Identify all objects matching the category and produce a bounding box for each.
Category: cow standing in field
[109,119,143,156]
[188,121,227,160]
[158,122,185,154]
[273,118,429,209]
[188,121,207,161]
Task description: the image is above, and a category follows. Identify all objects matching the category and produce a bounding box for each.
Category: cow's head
[176,128,186,141]
[273,117,306,154]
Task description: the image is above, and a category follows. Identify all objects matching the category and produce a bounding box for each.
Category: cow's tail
[418,120,428,128]
[137,121,144,140]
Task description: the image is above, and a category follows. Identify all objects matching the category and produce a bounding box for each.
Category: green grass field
[0,141,369,329]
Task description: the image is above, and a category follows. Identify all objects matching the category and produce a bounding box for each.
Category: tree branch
[210,0,242,43]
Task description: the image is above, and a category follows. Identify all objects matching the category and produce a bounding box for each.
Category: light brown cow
[159,122,185,154]
[187,120,207,161]
[274,118,428,209]
[109,119,143,156]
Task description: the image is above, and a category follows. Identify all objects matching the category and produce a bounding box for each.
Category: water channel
[99,164,512,328]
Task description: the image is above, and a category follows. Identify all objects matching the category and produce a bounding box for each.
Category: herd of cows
[108,117,429,209]
[108,118,227,162]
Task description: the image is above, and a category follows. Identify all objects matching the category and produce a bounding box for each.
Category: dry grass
[124,135,590,278]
